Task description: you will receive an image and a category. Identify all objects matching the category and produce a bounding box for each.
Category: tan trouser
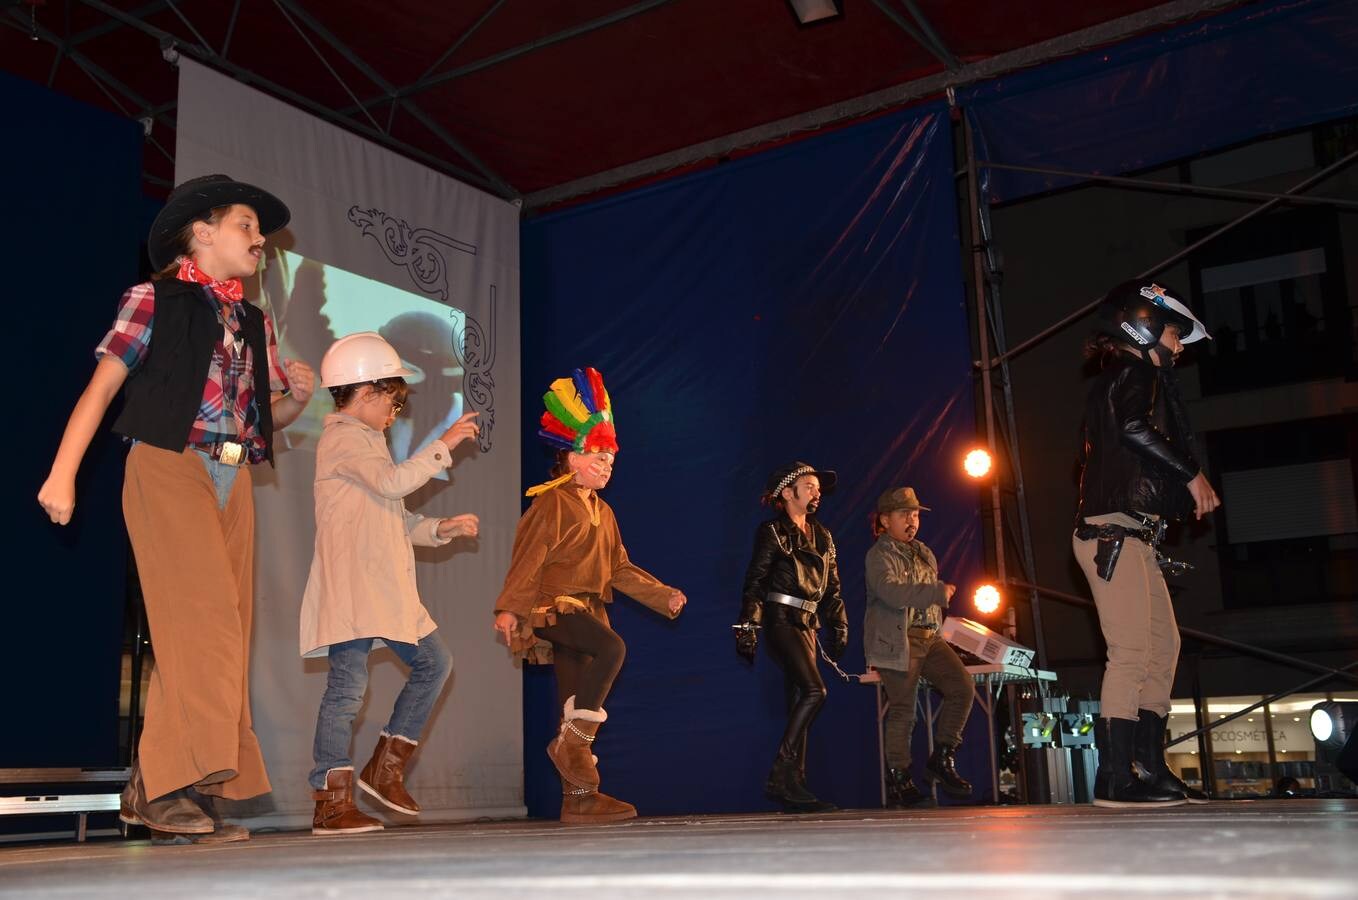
[1072,513,1181,721]
[122,444,270,802]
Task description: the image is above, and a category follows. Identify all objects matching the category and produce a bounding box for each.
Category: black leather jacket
[738,515,847,633]
[1077,352,1199,522]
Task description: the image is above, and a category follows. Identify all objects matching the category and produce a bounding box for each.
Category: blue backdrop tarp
[7,69,140,768]
[963,0,1358,203]
[520,104,985,816]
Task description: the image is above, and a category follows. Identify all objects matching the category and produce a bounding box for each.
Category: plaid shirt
[95,264,289,463]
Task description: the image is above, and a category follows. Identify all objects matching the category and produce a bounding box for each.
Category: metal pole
[976,184,1048,667]
[964,114,1005,590]
[979,160,1358,211]
[1191,665,1216,798]
[1262,700,1281,794]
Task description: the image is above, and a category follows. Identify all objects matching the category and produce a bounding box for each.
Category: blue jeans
[191,449,241,509]
[309,631,453,789]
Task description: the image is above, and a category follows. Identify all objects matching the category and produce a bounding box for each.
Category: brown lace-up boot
[359,732,421,815]
[312,767,384,836]
[119,762,213,835]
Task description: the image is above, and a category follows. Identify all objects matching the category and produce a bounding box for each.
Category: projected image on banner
[261,248,465,475]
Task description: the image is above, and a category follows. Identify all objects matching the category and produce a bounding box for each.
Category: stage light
[787,0,841,25]
[974,584,1001,614]
[1310,701,1358,785]
[1310,703,1350,746]
[963,448,993,479]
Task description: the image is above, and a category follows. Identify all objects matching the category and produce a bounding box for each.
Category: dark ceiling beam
[524,0,1245,210]
[335,0,678,118]
[417,0,508,83]
[74,0,514,198]
[67,0,170,47]
[268,0,385,134]
[161,0,214,56]
[898,0,958,69]
[272,0,517,198]
[68,56,175,165]
[222,0,241,58]
[7,7,177,141]
[867,0,954,69]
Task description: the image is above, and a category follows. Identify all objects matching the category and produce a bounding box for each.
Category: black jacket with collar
[112,277,274,462]
[739,514,847,633]
[1077,351,1198,522]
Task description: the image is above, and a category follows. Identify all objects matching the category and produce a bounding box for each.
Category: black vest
[112,278,275,463]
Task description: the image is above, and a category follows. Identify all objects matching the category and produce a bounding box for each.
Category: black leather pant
[764,621,826,768]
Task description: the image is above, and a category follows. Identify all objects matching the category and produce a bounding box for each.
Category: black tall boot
[1134,709,1209,804]
[792,733,837,813]
[765,752,835,813]
[924,744,973,798]
[1094,717,1186,808]
[885,768,935,809]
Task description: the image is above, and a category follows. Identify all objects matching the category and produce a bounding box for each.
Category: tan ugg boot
[547,696,606,789]
[312,767,384,836]
[359,732,421,815]
[559,779,637,825]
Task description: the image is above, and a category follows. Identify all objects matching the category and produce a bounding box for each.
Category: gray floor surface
[1,799,1354,899]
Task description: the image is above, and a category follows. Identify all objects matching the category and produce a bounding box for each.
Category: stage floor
[2,800,1354,899]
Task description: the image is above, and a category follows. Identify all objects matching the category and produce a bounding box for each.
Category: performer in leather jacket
[735,461,848,813]
[1074,280,1220,808]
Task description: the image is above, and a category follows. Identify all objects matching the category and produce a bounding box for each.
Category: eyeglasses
[389,399,405,415]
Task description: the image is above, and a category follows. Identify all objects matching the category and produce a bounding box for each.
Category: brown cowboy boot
[559,778,637,825]
[547,696,605,789]
[119,762,214,835]
[358,732,421,815]
[312,767,384,836]
[151,788,250,844]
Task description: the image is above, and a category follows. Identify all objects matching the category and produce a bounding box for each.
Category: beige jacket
[299,413,453,657]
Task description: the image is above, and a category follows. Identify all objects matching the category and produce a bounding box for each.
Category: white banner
[175,59,523,828]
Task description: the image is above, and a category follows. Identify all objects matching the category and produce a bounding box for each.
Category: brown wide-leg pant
[1072,512,1181,721]
[122,444,270,802]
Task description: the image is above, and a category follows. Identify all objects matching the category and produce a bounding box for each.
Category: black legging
[535,612,626,711]
[764,622,826,764]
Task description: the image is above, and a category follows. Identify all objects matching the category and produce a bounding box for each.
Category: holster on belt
[1074,522,1126,582]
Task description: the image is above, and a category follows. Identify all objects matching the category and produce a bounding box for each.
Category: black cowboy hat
[148,174,290,270]
[764,461,838,500]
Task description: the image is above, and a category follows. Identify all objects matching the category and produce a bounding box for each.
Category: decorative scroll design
[349,204,495,450]
[454,285,497,453]
[347,205,476,302]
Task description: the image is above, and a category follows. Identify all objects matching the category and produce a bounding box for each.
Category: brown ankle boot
[560,780,637,825]
[120,763,214,835]
[547,696,606,789]
[358,732,421,815]
[313,767,384,836]
[151,789,251,844]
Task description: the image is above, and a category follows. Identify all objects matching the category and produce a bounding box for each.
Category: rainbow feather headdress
[527,368,617,497]
[537,367,617,454]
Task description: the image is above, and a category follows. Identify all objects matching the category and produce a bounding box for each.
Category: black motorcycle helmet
[1097,280,1210,350]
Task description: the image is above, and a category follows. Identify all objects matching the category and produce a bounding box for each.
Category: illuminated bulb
[963,448,993,479]
[974,584,1001,615]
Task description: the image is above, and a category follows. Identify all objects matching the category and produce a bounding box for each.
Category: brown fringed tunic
[494,482,676,663]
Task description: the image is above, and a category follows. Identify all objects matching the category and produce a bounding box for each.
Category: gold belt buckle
[218,441,246,466]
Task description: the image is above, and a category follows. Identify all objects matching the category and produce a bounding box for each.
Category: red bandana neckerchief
[176,257,244,304]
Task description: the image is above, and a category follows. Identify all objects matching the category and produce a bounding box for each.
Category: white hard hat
[320,332,420,388]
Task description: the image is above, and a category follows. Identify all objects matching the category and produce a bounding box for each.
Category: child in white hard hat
[299,331,479,836]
